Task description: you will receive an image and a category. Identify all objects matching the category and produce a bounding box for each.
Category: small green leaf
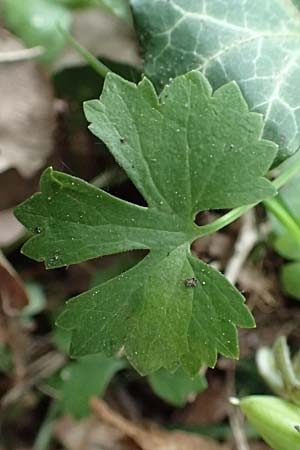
[275,234,300,261]
[272,152,300,260]
[60,354,125,418]
[53,327,72,354]
[148,368,207,407]
[15,71,277,375]
[131,0,300,163]
[240,395,300,450]
[281,262,300,299]
[3,0,72,63]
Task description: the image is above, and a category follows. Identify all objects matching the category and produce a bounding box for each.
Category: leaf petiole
[263,198,300,243]
[195,204,253,238]
[273,336,300,394]
[273,157,300,190]
[58,26,111,78]
[196,154,300,239]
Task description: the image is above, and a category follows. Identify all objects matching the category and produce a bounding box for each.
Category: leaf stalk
[196,154,300,239]
[59,26,111,78]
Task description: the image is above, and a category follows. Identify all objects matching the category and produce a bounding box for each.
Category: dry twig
[0,46,44,63]
[225,210,258,284]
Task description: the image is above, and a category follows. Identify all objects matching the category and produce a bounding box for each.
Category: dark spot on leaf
[34,226,42,234]
[120,137,126,143]
[184,277,198,287]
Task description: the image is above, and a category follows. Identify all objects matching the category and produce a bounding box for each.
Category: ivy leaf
[131,0,300,164]
[148,368,207,407]
[15,71,277,375]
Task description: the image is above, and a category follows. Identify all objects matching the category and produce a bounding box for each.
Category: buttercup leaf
[15,71,277,375]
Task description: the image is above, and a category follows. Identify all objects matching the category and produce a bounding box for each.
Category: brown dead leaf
[249,443,270,450]
[239,265,277,309]
[0,169,41,211]
[0,250,28,312]
[0,30,55,177]
[0,209,24,247]
[54,9,140,71]
[90,397,228,450]
[55,416,132,450]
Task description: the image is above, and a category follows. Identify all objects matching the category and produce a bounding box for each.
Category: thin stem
[273,336,300,391]
[0,46,44,63]
[196,204,253,237]
[33,401,59,450]
[196,155,300,238]
[263,197,300,242]
[256,347,285,396]
[273,157,300,189]
[59,27,111,78]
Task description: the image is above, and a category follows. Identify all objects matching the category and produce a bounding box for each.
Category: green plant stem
[263,197,300,242]
[33,401,59,450]
[273,159,300,189]
[59,27,111,78]
[196,204,252,237]
[197,155,300,238]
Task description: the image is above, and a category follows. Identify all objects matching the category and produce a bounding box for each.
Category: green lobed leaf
[131,0,300,164]
[3,0,72,63]
[148,368,207,407]
[15,71,277,375]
